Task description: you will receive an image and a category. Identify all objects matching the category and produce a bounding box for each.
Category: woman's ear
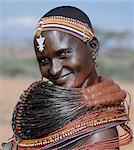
[87,37,99,52]
[87,37,99,67]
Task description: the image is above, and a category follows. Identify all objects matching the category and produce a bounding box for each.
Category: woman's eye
[61,52,66,57]
[39,58,49,66]
[58,50,71,59]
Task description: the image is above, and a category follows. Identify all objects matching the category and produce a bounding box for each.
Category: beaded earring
[91,49,98,67]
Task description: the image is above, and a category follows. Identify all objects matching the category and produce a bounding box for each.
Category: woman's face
[34,30,95,88]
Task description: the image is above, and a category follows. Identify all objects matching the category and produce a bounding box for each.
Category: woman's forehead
[35,30,82,50]
[43,30,69,42]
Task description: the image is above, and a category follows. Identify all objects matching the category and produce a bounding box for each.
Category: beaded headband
[34,16,94,43]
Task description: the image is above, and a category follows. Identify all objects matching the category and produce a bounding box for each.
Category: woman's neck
[81,69,99,89]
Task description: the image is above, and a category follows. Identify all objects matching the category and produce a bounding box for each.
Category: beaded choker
[34,16,94,42]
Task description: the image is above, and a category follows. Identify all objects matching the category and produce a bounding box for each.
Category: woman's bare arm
[86,127,119,150]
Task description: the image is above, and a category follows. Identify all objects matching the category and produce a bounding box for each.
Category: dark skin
[34,30,119,149]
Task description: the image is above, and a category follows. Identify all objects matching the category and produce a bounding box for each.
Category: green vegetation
[98,61,134,81]
[98,51,134,81]
[0,58,39,77]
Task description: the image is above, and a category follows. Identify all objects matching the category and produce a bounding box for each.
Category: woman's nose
[49,59,62,76]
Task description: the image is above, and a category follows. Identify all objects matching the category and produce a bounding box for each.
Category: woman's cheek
[40,66,50,77]
[67,57,80,70]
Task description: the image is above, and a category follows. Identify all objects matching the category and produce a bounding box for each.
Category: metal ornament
[36,35,45,52]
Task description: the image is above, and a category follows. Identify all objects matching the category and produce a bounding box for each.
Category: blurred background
[0,0,134,149]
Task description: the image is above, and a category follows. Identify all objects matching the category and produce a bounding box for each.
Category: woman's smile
[50,71,74,85]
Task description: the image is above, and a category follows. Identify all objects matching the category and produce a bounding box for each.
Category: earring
[91,49,98,67]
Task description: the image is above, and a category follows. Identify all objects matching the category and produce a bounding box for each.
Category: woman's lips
[59,72,73,79]
[53,72,73,84]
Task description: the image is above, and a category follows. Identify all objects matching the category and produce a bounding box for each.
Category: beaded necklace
[11,78,133,149]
